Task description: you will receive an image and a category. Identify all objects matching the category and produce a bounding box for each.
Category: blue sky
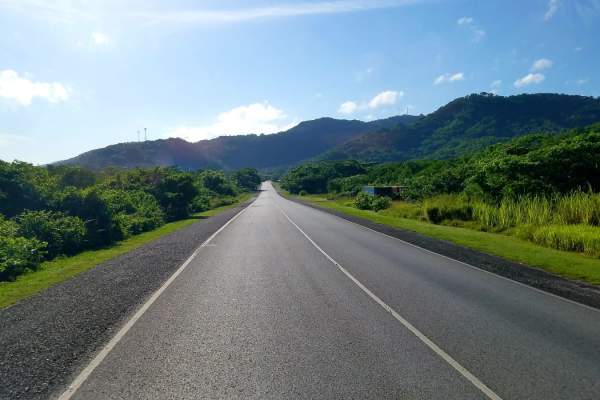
[0,0,599,164]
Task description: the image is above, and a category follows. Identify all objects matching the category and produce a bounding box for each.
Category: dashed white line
[277,204,504,400]
[57,205,250,400]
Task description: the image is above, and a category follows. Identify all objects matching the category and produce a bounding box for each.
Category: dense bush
[16,210,86,258]
[0,162,255,281]
[353,192,391,212]
[0,236,46,281]
[281,160,367,194]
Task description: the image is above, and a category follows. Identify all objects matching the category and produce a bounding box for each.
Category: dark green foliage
[354,192,373,210]
[372,196,392,212]
[16,210,86,258]
[0,162,252,281]
[353,192,391,212]
[284,124,600,203]
[233,168,261,191]
[281,160,367,194]
[0,236,46,281]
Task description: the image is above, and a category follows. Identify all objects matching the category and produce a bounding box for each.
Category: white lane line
[277,204,504,400]
[275,190,600,314]
[57,205,251,400]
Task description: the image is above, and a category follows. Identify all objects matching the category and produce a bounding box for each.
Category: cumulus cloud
[368,90,401,108]
[338,101,359,114]
[0,69,69,106]
[91,32,109,45]
[434,72,465,85]
[166,102,296,142]
[544,0,559,20]
[514,73,545,88]
[338,90,403,115]
[531,58,553,71]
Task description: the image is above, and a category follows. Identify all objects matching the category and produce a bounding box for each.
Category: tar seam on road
[56,205,251,400]
[276,203,504,400]
[282,193,600,314]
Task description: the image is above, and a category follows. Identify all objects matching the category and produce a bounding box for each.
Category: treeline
[282,124,600,201]
[0,163,260,281]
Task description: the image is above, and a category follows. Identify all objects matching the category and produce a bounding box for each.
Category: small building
[362,185,406,198]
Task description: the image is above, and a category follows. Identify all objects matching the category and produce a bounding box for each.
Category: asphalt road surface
[60,182,600,400]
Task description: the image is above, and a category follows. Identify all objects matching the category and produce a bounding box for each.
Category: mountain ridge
[57,93,600,170]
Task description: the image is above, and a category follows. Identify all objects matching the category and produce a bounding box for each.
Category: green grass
[0,195,251,309]
[289,193,600,285]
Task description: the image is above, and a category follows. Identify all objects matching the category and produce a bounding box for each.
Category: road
[61,182,600,400]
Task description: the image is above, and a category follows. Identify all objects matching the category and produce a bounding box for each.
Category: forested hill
[58,93,600,170]
[58,115,419,170]
[324,93,600,162]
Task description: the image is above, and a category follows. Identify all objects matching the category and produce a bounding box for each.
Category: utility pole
[137,130,140,142]
[144,127,147,141]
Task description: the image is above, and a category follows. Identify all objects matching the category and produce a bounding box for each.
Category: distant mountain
[58,115,418,170]
[58,93,600,170]
[324,93,600,162]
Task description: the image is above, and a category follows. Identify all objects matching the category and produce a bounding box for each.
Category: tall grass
[472,191,600,230]
[420,191,600,257]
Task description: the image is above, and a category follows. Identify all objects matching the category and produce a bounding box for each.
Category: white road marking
[275,188,600,314]
[57,205,251,400]
[277,204,504,400]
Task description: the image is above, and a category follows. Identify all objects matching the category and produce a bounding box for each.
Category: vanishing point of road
[60,182,600,400]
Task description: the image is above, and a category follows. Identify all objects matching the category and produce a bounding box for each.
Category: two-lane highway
[61,182,600,399]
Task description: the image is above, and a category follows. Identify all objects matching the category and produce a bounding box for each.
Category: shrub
[0,236,46,281]
[354,192,373,210]
[299,190,308,196]
[16,210,86,258]
[371,196,392,212]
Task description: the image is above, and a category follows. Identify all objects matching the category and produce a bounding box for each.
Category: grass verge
[287,192,600,285]
[0,195,251,309]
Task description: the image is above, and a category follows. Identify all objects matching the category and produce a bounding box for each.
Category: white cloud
[368,90,402,109]
[338,101,358,114]
[531,58,553,71]
[338,90,403,115]
[457,16,473,25]
[91,32,109,45]
[544,0,559,20]
[0,69,69,106]
[575,78,590,85]
[514,73,545,88]
[491,80,502,88]
[166,102,296,142]
[434,72,465,85]
[574,46,583,52]
[0,1,425,24]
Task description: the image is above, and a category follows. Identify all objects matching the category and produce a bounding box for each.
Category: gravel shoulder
[0,200,253,400]
[286,196,600,310]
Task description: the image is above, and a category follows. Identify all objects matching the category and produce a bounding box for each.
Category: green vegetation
[0,196,250,309]
[280,124,600,282]
[0,161,260,282]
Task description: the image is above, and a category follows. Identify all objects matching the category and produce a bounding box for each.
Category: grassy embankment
[0,194,251,308]
[279,188,600,285]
